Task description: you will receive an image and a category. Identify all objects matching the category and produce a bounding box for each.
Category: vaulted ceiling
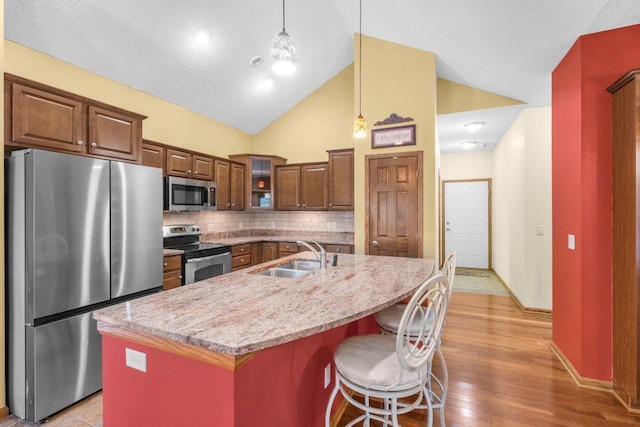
[6,1,640,153]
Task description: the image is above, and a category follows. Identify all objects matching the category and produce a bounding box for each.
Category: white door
[444,181,489,268]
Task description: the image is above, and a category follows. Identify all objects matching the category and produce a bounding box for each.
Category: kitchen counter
[162,248,183,256]
[95,253,434,426]
[94,253,433,355]
[200,230,353,246]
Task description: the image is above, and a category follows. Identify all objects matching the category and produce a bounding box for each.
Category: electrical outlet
[324,364,331,389]
[568,234,575,250]
[125,348,147,372]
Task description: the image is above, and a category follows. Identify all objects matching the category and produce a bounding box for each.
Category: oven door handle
[186,252,231,263]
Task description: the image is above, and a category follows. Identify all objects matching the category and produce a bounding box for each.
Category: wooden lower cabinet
[251,243,263,266]
[232,244,252,271]
[324,244,353,254]
[262,243,277,263]
[278,242,299,258]
[163,255,183,291]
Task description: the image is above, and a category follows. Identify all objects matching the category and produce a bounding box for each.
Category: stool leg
[437,347,448,427]
[325,375,341,427]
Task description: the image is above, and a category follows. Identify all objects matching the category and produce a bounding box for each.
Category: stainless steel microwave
[164,176,216,212]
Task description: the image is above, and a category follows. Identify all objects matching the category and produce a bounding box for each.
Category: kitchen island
[94,253,434,427]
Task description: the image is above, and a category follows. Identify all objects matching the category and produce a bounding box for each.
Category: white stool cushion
[374,304,435,336]
[334,334,424,391]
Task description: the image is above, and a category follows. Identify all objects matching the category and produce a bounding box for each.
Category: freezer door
[27,150,111,320]
[25,311,102,422]
[111,161,163,297]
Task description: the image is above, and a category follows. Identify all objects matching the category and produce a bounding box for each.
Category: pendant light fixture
[353,0,367,138]
[270,0,297,76]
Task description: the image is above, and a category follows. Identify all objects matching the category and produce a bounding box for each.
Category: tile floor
[0,392,102,426]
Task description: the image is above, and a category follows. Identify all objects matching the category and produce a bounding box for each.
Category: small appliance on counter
[162,225,232,285]
[164,176,216,212]
[5,149,163,422]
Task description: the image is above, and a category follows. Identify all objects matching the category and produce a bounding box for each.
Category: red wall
[552,24,640,381]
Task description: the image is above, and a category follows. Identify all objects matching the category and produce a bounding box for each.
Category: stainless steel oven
[164,176,217,212]
[163,225,231,285]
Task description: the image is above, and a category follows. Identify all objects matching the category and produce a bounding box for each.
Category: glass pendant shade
[271,30,297,76]
[353,114,368,138]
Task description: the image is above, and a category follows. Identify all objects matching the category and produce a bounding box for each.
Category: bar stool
[373,253,457,427]
[325,274,450,427]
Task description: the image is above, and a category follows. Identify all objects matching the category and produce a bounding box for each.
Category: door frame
[365,150,423,257]
[440,178,492,269]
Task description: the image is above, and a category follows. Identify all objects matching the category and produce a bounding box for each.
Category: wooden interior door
[366,152,422,257]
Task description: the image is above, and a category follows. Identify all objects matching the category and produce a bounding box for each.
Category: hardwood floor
[338,293,640,426]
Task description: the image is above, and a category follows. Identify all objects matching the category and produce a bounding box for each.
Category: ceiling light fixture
[461,141,477,149]
[464,121,485,132]
[193,30,211,46]
[270,0,297,76]
[353,0,367,138]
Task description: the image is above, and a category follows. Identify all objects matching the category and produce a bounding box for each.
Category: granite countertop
[163,249,184,257]
[94,253,434,356]
[200,230,353,246]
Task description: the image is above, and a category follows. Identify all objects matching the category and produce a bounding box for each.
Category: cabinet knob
[329,203,332,207]
[187,170,191,173]
[336,249,340,252]
[303,204,306,208]
[228,203,231,207]
[90,142,97,147]
[178,275,183,279]
[297,204,300,207]
[76,140,84,146]
[231,203,235,206]
[240,248,244,252]
[164,262,168,266]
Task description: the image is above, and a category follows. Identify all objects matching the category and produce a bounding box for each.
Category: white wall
[493,106,552,310]
[440,151,494,181]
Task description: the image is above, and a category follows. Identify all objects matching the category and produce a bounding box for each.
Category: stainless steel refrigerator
[5,149,163,422]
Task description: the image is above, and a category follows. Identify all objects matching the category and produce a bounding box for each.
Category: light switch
[536,225,544,236]
[568,234,575,250]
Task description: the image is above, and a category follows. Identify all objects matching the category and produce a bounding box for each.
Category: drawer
[163,271,183,291]
[163,254,182,272]
[232,243,252,257]
[232,253,252,270]
[278,242,299,254]
[324,244,353,254]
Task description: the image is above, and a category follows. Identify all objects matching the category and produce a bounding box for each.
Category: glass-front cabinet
[228,154,287,210]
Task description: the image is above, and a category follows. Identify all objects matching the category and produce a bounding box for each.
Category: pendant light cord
[359,0,363,115]
[282,0,286,31]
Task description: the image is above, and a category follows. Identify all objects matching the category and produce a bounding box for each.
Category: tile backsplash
[163,210,354,233]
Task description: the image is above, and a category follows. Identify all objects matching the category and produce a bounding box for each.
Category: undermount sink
[276,260,322,271]
[254,268,310,279]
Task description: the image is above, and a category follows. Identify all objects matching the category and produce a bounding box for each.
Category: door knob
[372,240,379,247]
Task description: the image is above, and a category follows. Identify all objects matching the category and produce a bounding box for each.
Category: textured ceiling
[5,1,640,153]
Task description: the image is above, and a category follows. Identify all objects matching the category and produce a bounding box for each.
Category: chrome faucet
[296,240,327,269]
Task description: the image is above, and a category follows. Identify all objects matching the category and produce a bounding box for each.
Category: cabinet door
[166,149,193,178]
[301,163,328,210]
[215,159,231,210]
[328,149,354,210]
[275,166,301,210]
[141,142,165,172]
[11,83,84,153]
[263,243,277,262]
[251,243,263,266]
[230,162,245,211]
[193,155,214,181]
[88,105,141,162]
[163,255,183,291]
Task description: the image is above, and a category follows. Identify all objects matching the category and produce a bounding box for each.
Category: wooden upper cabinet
[328,149,354,210]
[193,155,214,181]
[230,162,245,211]
[276,165,301,210]
[166,148,193,178]
[301,163,328,210]
[141,141,165,171]
[87,106,141,161]
[6,76,145,162]
[215,159,231,210]
[229,154,287,210]
[11,83,85,153]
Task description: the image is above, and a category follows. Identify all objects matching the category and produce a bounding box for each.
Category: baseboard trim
[330,389,354,427]
[550,342,613,392]
[0,406,9,420]
[492,270,552,316]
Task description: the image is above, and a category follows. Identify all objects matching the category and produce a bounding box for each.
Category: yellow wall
[4,41,253,157]
[254,65,354,162]
[437,78,523,115]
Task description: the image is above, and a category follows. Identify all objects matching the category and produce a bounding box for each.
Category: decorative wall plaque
[371,125,416,149]
[374,113,414,126]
